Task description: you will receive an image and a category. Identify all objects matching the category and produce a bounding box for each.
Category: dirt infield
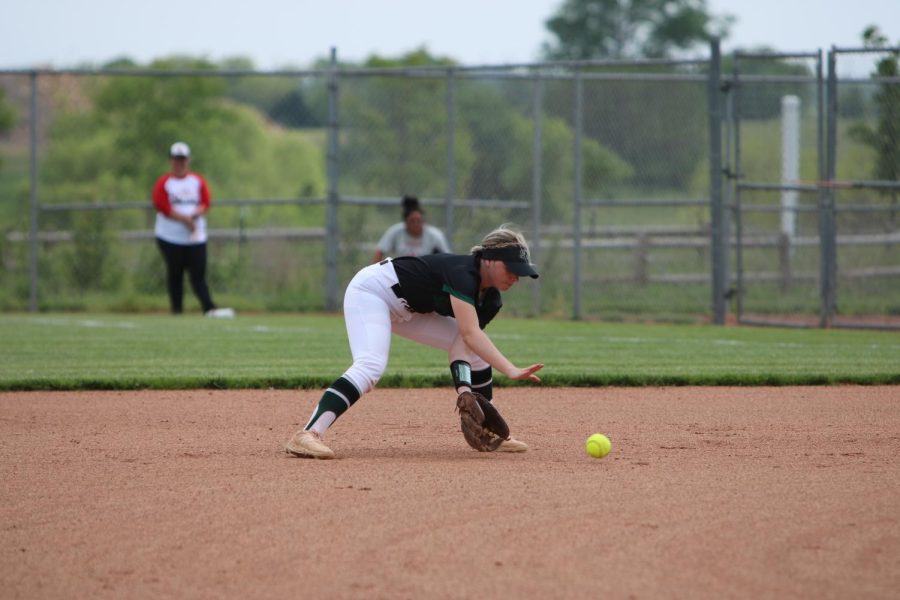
[2,386,899,599]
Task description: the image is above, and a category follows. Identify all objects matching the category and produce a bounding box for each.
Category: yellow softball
[585,433,611,458]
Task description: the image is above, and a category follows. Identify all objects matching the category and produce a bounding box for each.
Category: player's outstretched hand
[507,363,544,383]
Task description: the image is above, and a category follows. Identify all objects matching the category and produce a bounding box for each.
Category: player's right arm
[373,223,403,263]
[151,176,172,215]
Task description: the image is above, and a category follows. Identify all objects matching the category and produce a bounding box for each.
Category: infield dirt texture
[3,386,899,598]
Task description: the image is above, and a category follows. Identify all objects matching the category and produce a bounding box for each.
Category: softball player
[286,225,543,459]
[152,141,233,318]
[372,195,452,262]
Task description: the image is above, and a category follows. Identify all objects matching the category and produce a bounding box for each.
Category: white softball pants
[340,260,489,395]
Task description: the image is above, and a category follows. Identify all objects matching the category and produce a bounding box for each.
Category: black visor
[481,246,539,279]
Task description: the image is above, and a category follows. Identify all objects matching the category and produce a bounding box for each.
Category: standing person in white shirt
[151,141,233,318]
[372,195,451,263]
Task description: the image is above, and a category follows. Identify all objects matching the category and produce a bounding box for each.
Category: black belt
[380,258,406,302]
[391,283,413,313]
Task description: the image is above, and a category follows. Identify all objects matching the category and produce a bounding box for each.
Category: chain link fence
[728,46,900,329]
[828,48,900,328]
[1,41,897,327]
[728,51,827,325]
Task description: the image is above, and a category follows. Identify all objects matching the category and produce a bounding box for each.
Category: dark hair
[402,195,423,220]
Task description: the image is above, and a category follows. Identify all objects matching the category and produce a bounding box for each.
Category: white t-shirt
[152,172,210,245]
[376,222,451,257]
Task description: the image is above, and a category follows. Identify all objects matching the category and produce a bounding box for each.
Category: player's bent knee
[470,356,490,371]
[450,351,488,372]
[346,355,387,394]
[343,369,379,395]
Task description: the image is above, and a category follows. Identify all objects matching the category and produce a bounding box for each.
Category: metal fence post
[816,49,826,222]
[821,48,839,327]
[445,69,456,242]
[28,70,39,313]
[727,55,744,321]
[572,67,584,320]
[531,75,544,316]
[708,38,727,325]
[816,49,829,327]
[325,48,340,311]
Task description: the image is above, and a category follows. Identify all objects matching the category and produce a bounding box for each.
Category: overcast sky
[2,0,899,70]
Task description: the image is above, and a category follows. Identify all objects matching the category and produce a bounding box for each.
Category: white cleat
[285,429,335,459]
[205,308,236,319]
[497,437,529,453]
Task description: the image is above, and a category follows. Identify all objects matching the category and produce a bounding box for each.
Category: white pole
[781,95,801,244]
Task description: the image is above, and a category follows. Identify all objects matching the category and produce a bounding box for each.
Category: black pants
[156,238,216,314]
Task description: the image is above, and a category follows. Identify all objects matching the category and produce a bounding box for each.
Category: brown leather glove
[456,390,510,452]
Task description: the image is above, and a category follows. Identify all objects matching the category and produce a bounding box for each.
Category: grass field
[2,312,898,390]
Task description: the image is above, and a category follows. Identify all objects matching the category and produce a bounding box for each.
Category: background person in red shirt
[151,141,233,318]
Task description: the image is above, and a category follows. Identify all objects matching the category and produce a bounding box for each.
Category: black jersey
[391,254,503,329]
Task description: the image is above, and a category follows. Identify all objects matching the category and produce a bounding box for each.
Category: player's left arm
[449,295,542,382]
[193,175,211,217]
[435,228,452,253]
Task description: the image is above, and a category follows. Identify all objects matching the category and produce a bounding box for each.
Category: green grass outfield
[1,313,898,390]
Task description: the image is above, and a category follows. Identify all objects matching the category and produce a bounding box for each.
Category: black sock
[472,367,493,400]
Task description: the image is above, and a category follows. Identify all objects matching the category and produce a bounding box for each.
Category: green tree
[543,0,732,60]
[41,55,324,208]
[37,56,326,295]
[724,48,816,120]
[340,49,471,197]
[0,87,15,171]
[541,1,732,189]
[457,80,632,222]
[338,49,631,221]
[220,57,323,129]
[540,70,707,189]
[849,27,899,192]
[0,87,18,301]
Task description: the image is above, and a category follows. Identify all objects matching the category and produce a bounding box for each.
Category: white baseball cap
[169,141,191,158]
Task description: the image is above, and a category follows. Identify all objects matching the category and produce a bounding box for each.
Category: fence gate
[727,47,900,330]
